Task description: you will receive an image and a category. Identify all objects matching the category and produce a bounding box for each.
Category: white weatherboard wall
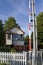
[10,27,24,34]
[13,41,24,45]
[6,34,12,45]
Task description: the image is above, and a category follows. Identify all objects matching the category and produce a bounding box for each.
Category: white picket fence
[0,51,43,65]
[0,52,27,65]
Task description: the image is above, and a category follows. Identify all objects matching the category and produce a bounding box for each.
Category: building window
[8,34,11,39]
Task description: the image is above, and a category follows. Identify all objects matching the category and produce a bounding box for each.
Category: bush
[10,48,16,52]
[0,63,6,65]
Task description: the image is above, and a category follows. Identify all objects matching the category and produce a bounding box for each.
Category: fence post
[40,51,43,65]
[25,52,27,65]
[23,52,24,65]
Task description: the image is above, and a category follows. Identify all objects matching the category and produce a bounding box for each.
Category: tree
[0,19,4,46]
[24,35,29,45]
[37,12,43,44]
[31,32,33,49]
[4,17,20,31]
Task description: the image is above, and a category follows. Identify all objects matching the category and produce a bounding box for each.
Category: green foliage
[0,45,16,52]
[0,63,9,65]
[31,32,33,43]
[0,19,5,46]
[24,35,29,41]
[10,48,16,52]
[24,35,29,45]
[0,63,6,65]
[4,17,16,31]
[4,17,20,31]
[37,12,43,44]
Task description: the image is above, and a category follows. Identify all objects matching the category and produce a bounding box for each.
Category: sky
[0,0,43,35]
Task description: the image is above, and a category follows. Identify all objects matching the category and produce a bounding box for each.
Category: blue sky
[0,0,43,35]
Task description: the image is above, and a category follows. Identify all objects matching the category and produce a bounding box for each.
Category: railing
[0,51,43,65]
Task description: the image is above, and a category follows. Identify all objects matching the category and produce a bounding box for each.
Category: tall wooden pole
[31,0,38,65]
[28,0,38,65]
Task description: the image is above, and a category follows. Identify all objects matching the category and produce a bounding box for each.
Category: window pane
[8,34,11,39]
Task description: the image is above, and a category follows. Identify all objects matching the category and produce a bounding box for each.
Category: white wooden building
[5,27,25,45]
